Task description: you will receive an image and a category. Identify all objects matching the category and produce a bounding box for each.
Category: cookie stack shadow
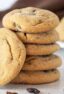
[2,7,62,84]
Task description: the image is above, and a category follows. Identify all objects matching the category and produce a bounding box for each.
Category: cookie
[12,70,60,84]
[26,44,60,55]
[0,28,26,85]
[2,7,59,33]
[16,30,59,44]
[56,18,64,41]
[22,55,61,71]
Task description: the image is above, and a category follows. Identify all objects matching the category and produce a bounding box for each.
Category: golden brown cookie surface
[16,30,59,44]
[12,70,60,84]
[2,7,59,33]
[26,44,60,55]
[0,28,26,85]
[22,55,61,71]
[56,18,64,41]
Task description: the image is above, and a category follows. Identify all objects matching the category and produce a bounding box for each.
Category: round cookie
[22,55,61,71]
[12,70,60,84]
[2,7,59,33]
[26,44,60,55]
[0,28,26,85]
[16,30,59,44]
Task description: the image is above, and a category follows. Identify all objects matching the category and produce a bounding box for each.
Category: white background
[0,0,17,11]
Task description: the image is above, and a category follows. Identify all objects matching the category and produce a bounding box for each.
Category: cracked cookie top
[0,28,26,85]
[2,7,59,33]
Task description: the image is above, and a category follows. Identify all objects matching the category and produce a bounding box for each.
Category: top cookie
[2,7,59,33]
[0,28,26,85]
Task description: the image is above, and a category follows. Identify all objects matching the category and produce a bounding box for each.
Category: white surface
[0,49,64,94]
[0,0,17,11]
[57,42,64,48]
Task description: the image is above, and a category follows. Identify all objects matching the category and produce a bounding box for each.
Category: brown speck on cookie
[32,9,36,12]
[13,22,16,27]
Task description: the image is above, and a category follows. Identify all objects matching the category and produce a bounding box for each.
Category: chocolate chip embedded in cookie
[0,28,26,85]
[2,7,59,33]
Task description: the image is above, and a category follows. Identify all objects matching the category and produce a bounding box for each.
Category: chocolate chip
[7,91,17,94]
[32,9,36,12]
[27,88,40,94]
[43,70,48,73]
[24,33,26,36]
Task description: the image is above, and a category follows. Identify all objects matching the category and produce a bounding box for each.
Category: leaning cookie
[22,55,61,71]
[0,28,26,85]
[16,30,59,44]
[26,44,60,55]
[11,70,60,84]
[2,7,59,33]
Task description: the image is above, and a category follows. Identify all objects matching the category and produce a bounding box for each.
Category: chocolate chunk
[32,9,36,12]
[27,88,40,94]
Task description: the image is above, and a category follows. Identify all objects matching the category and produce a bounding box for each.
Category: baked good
[2,7,59,33]
[26,44,60,55]
[0,28,26,85]
[56,18,64,41]
[12,69,60,84]
[16,30,59,44]
[22,55,61,71]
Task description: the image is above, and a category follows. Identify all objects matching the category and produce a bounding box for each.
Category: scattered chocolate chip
[27,88,40,94]
[7,91,17,94]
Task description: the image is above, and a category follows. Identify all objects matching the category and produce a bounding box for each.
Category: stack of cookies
[2,7,62,85]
